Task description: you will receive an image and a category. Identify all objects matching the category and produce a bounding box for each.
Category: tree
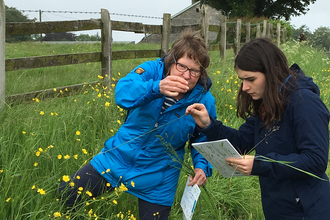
[42,32,76,41]
[292,25,312,42]
[201,0,316,20]
[5,6,34,42]
[76,33,101,41]
[310,27,330,51]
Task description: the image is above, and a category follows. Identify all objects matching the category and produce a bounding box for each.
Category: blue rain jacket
[199,64,330,219]
[91,57,216,206]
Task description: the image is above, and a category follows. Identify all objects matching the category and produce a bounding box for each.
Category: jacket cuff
[152,80,164,97]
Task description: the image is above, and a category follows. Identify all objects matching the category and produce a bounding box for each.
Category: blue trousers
[59,163,171,220]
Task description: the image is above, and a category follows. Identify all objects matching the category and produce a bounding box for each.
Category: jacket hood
[160,55,212,92]
[284,63,320,96]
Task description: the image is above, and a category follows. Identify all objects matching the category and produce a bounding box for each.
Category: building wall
[140,3,222,44]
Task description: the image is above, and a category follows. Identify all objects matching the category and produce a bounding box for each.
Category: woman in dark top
[186,38,330,220]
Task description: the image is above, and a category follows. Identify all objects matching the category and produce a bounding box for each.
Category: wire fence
[6,9,163,22]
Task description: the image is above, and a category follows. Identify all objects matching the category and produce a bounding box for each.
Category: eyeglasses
[173,55,202,78]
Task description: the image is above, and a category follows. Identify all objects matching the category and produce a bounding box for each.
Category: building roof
[171,1,200,18]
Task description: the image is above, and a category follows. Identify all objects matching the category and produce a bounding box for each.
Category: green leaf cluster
[201,0,316,20]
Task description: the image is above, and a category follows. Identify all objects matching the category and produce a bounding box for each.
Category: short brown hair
[164,29,210,89]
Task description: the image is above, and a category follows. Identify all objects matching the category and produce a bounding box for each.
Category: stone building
[140,1,222,44]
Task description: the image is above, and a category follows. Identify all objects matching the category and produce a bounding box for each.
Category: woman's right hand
[186,103,211,129]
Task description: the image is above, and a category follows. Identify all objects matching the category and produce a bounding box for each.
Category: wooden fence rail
[0,2,285,109]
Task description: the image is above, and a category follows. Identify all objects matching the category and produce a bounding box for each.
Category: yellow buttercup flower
[131,181,135,187]
[6,198,11,202]
[58,155,62,159]
[36,151,40,157]
[53,212,61,217]
[40,111,44,115]
[86,191,92,196]
[113,200,117,204]
[37,188,46,195]
[119,183,128,192]
[88,209,93,217]
[64,155,70,159]
[31,185,35,190]
[76,131,81,135]
[62,175,70,182]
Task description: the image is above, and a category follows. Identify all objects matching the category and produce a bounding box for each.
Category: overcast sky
[5,0,330,42]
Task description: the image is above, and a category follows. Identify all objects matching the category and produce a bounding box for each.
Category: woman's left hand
[226,155,255,175]
[188,168,207,187]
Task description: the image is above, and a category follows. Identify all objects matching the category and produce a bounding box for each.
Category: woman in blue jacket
[186,38,330,220]
[59,30,216,219]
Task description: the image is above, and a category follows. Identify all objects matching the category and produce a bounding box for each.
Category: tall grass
[1,41,329,219]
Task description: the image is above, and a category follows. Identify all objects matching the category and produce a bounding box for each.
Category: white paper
[180,177,201,220]
[192,139,244,177]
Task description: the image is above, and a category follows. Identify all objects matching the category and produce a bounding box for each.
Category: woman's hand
[226,155,255,176]
[188,168,207,187]
[186,103,211,129]
[159,76,189,97]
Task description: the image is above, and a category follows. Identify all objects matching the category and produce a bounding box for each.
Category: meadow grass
[1,41,330,219]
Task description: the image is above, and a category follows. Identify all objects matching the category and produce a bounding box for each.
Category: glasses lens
[176,63,188,72]
[190,70,201,77]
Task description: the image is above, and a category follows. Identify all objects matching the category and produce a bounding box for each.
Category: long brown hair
[164,29,210,89]
[235,38,293,128]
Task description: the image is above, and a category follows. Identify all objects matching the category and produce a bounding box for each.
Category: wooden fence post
[270,23,274,39]
[266,22,271,38]
[276,23,281,46]
[39,10,43,43]
[201,5,209,46]
[220,15,227,60]
[234,19,241,55]
[262,20,267,37]
[0,0,5,111]
[246,21,251,42]
[101,9,112,88]
[161,13,171,57]
[256,23,261,38]
[282,27,287,43]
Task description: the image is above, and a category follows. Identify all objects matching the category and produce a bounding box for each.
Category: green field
[1,41,330,219]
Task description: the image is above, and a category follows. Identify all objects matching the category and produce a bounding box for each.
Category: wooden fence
[0,2,285,109]
[0,1,4,111]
